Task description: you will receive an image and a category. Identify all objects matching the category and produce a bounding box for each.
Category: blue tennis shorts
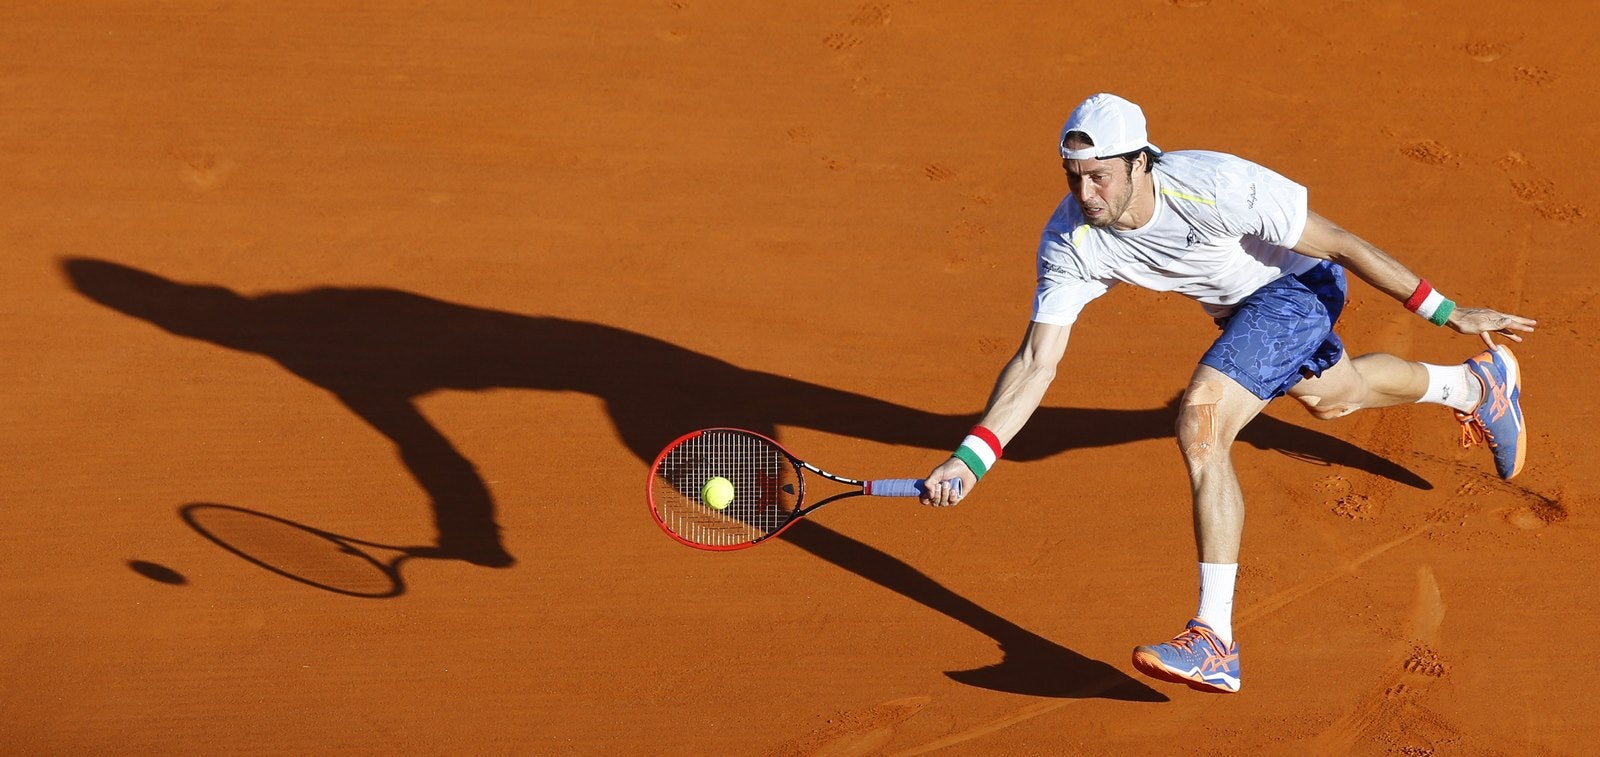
[1200,261,1348,400]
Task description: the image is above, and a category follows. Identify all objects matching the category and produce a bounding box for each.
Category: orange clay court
[4,2,1598,754]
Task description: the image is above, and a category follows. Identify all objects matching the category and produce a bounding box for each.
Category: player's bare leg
[1175,365,1271,564]
[1287,350,1463,419]
[1289,346,1525,478]
[1131,364,1264,693]
[1288,348,1525,477]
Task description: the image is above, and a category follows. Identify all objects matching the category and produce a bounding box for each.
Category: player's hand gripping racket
[647,427,959,550]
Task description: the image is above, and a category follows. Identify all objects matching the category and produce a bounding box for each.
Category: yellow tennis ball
[702,476,735,510]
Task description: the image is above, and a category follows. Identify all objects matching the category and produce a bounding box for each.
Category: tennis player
[919,93,1535,694]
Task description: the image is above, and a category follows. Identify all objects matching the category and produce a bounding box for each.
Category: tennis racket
[646,427,957,550]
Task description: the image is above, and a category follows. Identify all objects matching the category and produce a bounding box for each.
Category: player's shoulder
[1157,150,1296,208]
[1156,150,1266,188]
[1159,149,1259,168]
[1037,197,1095,277]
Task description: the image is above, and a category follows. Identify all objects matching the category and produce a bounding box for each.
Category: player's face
[1062,153,1138,229]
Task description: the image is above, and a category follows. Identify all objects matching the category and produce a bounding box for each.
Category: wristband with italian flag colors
[952,425,1003,480]
[1404,279,1456,326]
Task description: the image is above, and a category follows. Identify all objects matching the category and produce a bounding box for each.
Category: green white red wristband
[1405,279,1455,326]
[952,426,1003,480]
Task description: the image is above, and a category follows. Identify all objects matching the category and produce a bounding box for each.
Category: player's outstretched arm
[921,320,1072,506]
[1293,211,1537,345]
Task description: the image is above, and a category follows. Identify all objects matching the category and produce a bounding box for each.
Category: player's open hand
[921,457,976,507]
[1449,306,1537,346]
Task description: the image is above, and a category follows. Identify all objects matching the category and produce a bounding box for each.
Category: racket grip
[865,478,962,498]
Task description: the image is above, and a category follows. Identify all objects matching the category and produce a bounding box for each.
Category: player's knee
[1296,393,1361,420]
[1176,410,1223,465]
[1176,381,1225,466]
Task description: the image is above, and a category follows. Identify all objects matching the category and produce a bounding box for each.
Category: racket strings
[651,429,802,548]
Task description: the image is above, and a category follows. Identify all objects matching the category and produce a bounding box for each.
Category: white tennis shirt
[1032,150,1317,325]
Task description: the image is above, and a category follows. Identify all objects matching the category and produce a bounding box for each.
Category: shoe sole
[1481,346,1527,479]
[1496,346,1527,479]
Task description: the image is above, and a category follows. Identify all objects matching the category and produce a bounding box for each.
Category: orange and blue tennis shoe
[1131,618,1240,694]
[1458,345,1526,480]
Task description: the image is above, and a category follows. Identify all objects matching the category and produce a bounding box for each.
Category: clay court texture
[5,1,1597,754]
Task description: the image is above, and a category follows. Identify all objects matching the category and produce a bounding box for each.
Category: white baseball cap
[1058,93,1162,160]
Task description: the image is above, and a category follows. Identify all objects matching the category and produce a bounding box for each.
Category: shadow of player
[64,257,1431,699]
[61,258,1426,568]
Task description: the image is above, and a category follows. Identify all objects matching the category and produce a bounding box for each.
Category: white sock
[1418,362,1480,413]
[1196,562,1237,647]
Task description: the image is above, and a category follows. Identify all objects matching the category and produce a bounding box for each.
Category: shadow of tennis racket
[180,502,447,598]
